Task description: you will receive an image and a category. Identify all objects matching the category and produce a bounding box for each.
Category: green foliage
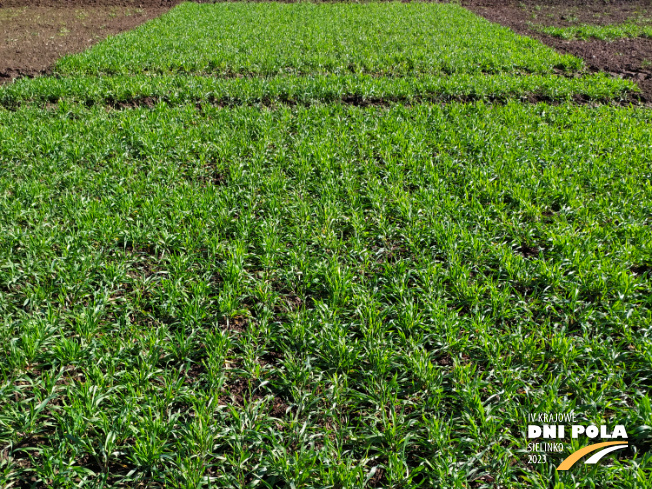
[0,72,635,108]
[0,102,651,486]
[534,22,652,41]
[55,2,584,76]
[0,1,649,487]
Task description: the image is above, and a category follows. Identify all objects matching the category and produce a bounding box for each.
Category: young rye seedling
[0,102,651,486]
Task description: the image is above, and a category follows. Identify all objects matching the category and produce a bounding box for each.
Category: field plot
[55,2,583,76]
[1,2,651,489]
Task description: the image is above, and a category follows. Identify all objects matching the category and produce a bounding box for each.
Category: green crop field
[0,2,650,488]
[56,3,584,76]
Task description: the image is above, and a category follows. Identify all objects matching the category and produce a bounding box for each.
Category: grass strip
[533,22,652,41]
[0,73,636,109]
[55,2,584,76]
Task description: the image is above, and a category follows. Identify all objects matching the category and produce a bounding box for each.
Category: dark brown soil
[466,0,651,27]
[462,0,652,101]
[1,0,176,5]
[0,1,178,84]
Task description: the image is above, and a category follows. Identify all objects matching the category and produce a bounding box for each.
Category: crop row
[0,73,636,109]
[1,102,651,487]
[534,22,652,41]
[56,3,584,76]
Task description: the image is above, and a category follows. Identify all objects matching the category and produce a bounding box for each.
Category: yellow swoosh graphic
[557,441,628,471]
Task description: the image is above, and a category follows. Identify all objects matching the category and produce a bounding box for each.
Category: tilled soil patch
[467,0,651,28]
[0,2,178,84]
[463,0,652,101]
